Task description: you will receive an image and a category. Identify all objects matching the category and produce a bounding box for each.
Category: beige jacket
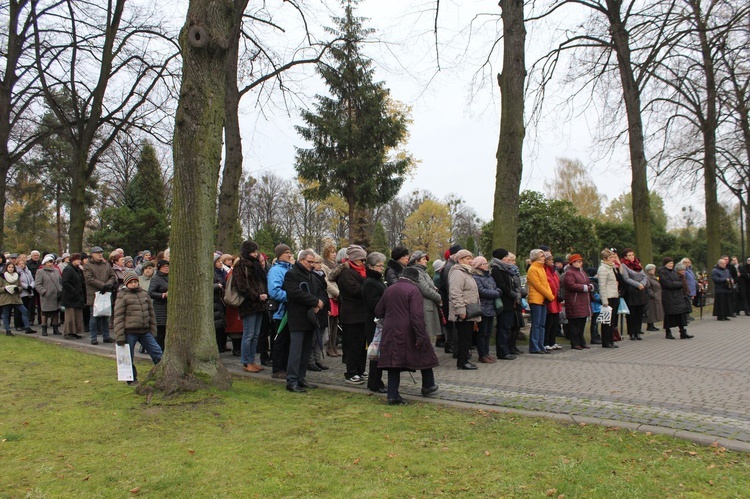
[448,264,481,322]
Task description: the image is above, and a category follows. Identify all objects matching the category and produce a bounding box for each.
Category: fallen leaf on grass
[484,451,491,456]
[66,464,74,469]
[353,458,360,465]
[1,439,6,442]
[22,421,28,426]
[578,423,586,427]
[687,451,697,456]
[558,495,565,499]
[468,422,476,425]
[82,476,89,481]
[708,480,714,485]
[707,464,716,470]
[546,489,557,496]
[383,413,392,418]
[645,432,652,436]
[84,380,90,384]
[388,453,396,458]
[187,449,195,455]
[130,487,140,494]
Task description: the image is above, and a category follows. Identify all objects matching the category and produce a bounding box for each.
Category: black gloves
[100,284,111,293]
[116,340,126,346]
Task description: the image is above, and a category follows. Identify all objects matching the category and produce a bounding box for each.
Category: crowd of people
[2,243,747,402]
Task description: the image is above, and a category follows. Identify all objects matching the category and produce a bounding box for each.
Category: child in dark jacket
[115,270,162,385]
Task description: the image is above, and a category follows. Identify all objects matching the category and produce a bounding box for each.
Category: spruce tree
[295,0,411,246]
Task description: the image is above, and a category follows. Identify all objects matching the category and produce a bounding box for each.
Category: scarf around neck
[621,257,643,273]
[4,271,18,284]
[349,261,367,278]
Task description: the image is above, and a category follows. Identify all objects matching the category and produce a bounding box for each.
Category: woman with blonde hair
[526,249,554,354]
[449,249,481,369]
[597,248,620,348]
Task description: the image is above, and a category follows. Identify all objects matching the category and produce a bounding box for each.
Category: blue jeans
[127,333,162,381]
[89,308,111,341]
[3,304,29,331]
[241,313,263,365]
[529,304,547,352]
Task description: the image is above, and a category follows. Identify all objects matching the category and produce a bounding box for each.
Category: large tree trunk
[693,0,720,293]
[216,0,249,253]
[0,173,6,249]
[67,157,88,253]
[150,0,234,393]
[492,0,525,253]
[606,0,653,264]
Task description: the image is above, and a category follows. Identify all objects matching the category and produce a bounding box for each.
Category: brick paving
[29,312,750,451]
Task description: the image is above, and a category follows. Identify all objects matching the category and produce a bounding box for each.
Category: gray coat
[35,266,62,312]
[644,274,664,323]
[411,264,442,336]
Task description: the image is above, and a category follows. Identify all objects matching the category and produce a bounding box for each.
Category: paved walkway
[28,313,750,452]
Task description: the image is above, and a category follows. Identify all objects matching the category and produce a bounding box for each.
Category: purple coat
[374,279,439,371]
[562,267,592,319]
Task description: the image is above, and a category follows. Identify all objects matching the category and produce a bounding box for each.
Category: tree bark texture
[692,0,720,292]
[216,0,248,253]
[606,0,653,265]
[151,0,234,393]
[492,0,526,253]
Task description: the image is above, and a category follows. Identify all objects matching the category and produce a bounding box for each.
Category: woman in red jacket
[543,252,563,351]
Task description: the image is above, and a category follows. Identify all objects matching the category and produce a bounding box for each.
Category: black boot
[665,329,675,340]
[52,325,62,335]
[679,329,694,339]
[646,323,659,331]
[42,326,48,337]
[435,334,445,348]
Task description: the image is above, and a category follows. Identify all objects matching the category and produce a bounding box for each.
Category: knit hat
[568,254,583,265]
[156,259,170,270]
[80,252,89,261]
[90,246,104,254]
[543,251,553,260]
[449,244,462,255]
[42,254,55,265]
[141,260,155,269]
[539,245,550,251]
[554,256,566,264]
[492,248,509,260]
[69,253,81,263]
[432,260,445,273]
[213,253,222,264]
[408,250,428,266]
[241,240,259,259]
[123,256,133,266]
[274,244,291,259]
[142,250,151,256]
[61,253,70,260]
[400,266,420,282]
[346,245,367,262]
[123,270,139,286]
[471,256,487,269]
[662,257,674,266]
[454,249,472,261]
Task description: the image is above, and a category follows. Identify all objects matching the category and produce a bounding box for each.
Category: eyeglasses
[373,264,385,269]
[304,259,316,264]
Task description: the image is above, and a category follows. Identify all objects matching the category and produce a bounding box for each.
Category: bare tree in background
[544,158,605,219]
[216,1,336,252]
[650,0,749,280]
[0,0,65,249]
[31,0,179,252]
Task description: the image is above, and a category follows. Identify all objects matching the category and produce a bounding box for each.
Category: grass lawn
[1,336,748,497]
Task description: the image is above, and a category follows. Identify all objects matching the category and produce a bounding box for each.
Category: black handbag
[465,302,482,319]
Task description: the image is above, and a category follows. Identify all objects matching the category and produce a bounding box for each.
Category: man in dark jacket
[283,249,324,393]
[26,250,42,324]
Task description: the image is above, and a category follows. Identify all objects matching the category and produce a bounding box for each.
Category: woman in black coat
[375,266,439,405]
[213,255,228,354]
[711,258,734,321]
[60,253,86,340]
[362,252,387,393]
[148,260,170,350]
[658,258,693,339]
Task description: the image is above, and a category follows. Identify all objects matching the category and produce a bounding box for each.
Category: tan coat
[114,286,157,343]
[448,264,481,322]
[83,258,117,306]
[0,274,22,307]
